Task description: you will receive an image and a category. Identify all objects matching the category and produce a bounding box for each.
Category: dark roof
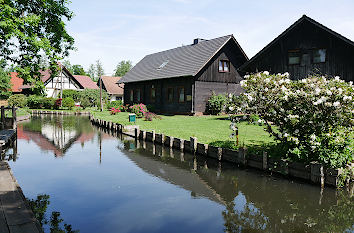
[100,76,124,95]
[119,35,247,83]
[73,75,99,89]
[239,15,354,71]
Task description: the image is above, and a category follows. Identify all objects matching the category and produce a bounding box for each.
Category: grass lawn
[90,110,274,148]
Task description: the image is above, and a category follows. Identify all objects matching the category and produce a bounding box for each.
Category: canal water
[5,115,353,232]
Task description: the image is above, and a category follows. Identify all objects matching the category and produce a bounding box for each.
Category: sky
[65,0,354,76]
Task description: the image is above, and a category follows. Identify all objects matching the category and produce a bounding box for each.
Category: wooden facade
[240,15,354,82]
[123,38,248,114]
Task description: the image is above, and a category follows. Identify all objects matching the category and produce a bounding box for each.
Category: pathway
[0,161,42,233]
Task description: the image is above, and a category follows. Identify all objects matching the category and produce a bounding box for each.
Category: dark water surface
[5,116,353,232]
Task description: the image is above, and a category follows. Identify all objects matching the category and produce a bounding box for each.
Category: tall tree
[62,60,73,73]
[0,60,11,99]
[114,60,132,77]
[87,64,96,80]
[95,60,104,80]
[0,0,75,94]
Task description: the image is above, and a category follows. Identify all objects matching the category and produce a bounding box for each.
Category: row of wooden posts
[88,114,348,188]
[0,106,16,130]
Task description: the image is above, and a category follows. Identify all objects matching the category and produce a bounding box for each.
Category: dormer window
[313,49,326,63]
[157,60,169,70]
[219,60,230,72]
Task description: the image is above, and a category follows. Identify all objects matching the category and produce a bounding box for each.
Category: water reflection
[119,134,354,232]
[27,194,79,233]
[12,116,354,232]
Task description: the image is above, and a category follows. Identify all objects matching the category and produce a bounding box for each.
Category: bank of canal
[4,115,354,232]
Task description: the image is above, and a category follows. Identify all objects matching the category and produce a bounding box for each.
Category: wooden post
[152,130,156,143]
[190,137,197,153]
[262,151,268,170]
[12,106,16,129]
[1,106,4,129]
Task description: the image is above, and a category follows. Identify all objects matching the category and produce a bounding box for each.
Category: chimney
[193,38,205,45]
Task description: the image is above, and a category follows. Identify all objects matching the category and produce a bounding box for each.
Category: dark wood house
[119,35,248,114]
[239,15,354,82]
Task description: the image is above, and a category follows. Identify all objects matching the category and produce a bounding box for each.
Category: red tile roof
[9,72,24,92]
[101,76,124,95]
[73,75,99,89]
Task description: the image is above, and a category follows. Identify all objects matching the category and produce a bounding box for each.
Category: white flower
[334,76,340,81]
[333,101,340,107]
[265,78,270,83]
[294,129,299,134]
[343,95,352,101]
[283,133,289,138]
[244,75,250,79]
[349,81,353,86]
[310,134,316,141]
[301,79,307,83]
[325,102,332,107]
[263,71,270,75]
[326,90,332,96]
[240,80,247,87]
[264,87,269,92]
[283,72,290,77]
[229,106,234,111]
[338,88,343,95]
[315,88,321,95]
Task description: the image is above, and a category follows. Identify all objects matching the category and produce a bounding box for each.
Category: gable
[120,35,248,83]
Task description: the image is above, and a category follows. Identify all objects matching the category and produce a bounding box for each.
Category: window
[300,53,310,66]
[130,90,133,102]
[167,87,173,103]
[150,85,156,102]
[288,50,300,65]
[313,49,326,63]
[178,87,185,103]
[157,60,169,70]
[136,89,141,102]
[219,60,230,72]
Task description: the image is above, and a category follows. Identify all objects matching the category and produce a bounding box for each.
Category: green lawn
[90,111,274,148]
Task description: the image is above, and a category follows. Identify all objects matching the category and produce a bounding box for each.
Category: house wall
[241,20,354,82]
[124,76,193,114]
[196,39,247,83]
[45,70,81,97]
[194,81,244,113]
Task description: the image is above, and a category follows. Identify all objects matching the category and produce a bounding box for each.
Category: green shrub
[62,90,81,101]
[80,97,91,109]
[80,89,108,107]
[8,94,27,107]
[106,100,123,110]
[146,104,156,113]
[62,97,75,110]
[27,95,44,109]
[42,97,56,109]
[206,93,226,115]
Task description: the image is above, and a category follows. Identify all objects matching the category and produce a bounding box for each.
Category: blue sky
[66,0,354,75]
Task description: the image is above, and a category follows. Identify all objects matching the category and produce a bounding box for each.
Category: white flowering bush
[233,72,354,168]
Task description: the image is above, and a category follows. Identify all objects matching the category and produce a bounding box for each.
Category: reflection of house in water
[123,142,226,205]
[17,118,113,157]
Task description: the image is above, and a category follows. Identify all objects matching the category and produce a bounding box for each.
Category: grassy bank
[90,110,274,148]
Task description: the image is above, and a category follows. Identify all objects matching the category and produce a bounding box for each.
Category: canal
[5,115,354,232]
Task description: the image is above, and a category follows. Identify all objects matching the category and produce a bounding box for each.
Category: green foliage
[72,64,86,75]
[80,89,108,107]
[106,100,123,110]
[7,94,27,107]
[42,97,56,109]
[27,95,44,109]
[114,60,132,77]
[0,0,75,94]
[206,92,226,115]
[62,89,81,101]
[79,98,91,109]
[0,62,11,99]
[62,97,75,110]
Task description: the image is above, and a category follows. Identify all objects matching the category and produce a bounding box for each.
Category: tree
[0,60,11,99]
[87,64,96,80]
[71,65,86,75]
[114,60,132,77]
[95,60,104,80]
[62,60,73,73]
[0,0,75,94]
